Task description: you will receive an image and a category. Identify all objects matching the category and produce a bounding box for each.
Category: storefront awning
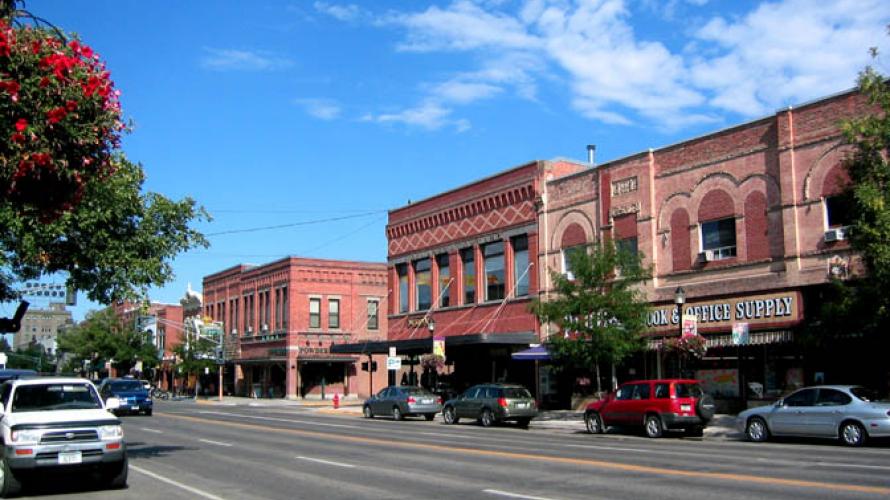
[511,345,550,361]
[331,332,538,355]
[645,330,794,350]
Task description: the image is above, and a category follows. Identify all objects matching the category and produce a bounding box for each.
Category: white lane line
[199,438,233,447]
[130,464,226,500]
[197,410,360,429]
[296,456,355,468]
[483,489,557,500]
[814,461,890,471]
[415,431,473,439]
[139,428,163,434]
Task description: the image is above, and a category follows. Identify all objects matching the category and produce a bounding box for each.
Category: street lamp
[427,317,436,335]
[674,286,686,337]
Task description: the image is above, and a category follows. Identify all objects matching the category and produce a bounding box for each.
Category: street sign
[386,356,401,371]
[389,347,397,357]
[732,322,750,345]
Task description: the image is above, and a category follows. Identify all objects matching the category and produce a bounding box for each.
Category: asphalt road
[17,400,890,499]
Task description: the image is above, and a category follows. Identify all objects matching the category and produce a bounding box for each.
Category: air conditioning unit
[699,250,716,262]
[246,326,253,334]
[231,328,238,335]
[824,227,846,242]
[261,324,269,332]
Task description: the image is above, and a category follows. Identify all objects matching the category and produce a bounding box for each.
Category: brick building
[541,88,878,404]
[202,257,388,399]
[335,160,588,397]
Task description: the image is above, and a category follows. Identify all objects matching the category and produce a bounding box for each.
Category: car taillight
[407,396,416,404]
[437,397,442,404]
[498,397,508,408]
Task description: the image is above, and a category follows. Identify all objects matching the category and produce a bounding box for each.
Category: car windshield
[850,387,885,402]
[675,383,704,398]
[12,383,103,412]
[110,380,144,392]
[402,387,434,396]
[502,388,532,399]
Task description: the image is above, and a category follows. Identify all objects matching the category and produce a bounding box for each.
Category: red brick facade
[202,257,388,399]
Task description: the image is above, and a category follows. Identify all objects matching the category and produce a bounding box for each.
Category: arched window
[560,223,587,279]
[698,190,736,261]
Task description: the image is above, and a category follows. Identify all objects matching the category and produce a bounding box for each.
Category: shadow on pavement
[126,441,196,458]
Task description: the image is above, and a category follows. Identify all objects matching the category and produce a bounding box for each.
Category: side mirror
[105,397,121,411]
[774,399,784,407]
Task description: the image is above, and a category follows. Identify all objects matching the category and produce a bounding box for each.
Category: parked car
[442,383,537,428]
[738,385,890,447]
[584,379,716,438]
[363,386,442,421]
[98,378,153,416]
[0,369,37,384]
[0,377,127,496]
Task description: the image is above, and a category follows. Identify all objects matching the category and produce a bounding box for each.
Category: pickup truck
[0,377,127,497]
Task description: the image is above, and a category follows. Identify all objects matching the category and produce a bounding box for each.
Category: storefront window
[461,248,476,305]
[483,241,505,301]
[436,253,450,307]
[397,264,409,313]
[414,258,432,311]
[701,218,736,260]
[512,235,529,297]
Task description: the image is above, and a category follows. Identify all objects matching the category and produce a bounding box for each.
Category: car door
[601,384,634,425]
[457,387,483,418]
[810,388,852,437]
[372,388,391,414]
[629,383,652,425]
[769,388,817,435]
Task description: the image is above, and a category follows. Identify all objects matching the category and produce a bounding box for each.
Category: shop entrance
[299,361,347,399]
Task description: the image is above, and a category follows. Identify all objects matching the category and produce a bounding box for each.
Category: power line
[204,210,386,237]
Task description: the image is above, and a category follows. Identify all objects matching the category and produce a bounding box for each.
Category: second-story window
[825,195,853,228]
[280,287,288,330]
[329,299,340,329]
[616,237,638,256]
[512,235,529,297]
[562,245,585,281]
[367,299,379,330]
[309,298,321,328]
[461,247,476,305]
[436,253,450,307]
[483,241,505,301]
[701,218,737,260]
[414,258,431,311]
[397,264,409,313]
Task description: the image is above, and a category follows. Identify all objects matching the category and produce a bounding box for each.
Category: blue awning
[511,345,550,361]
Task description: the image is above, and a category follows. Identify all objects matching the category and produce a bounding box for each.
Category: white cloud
[314,1,363,22]
[431,81,503,104]
[368,102,470,132]
[200,48,294,71]
[294,98,342,120]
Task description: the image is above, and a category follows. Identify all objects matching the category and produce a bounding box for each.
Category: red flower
[15,118,27,132]
[0,80,19,99]
[46,107,68,124]
[10,132,25,143]
[65,100,78,112]
[39,76,51,88]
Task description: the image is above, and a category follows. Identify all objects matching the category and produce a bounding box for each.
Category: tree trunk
[595,362,602,394]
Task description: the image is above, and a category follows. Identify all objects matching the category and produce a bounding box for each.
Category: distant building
[15,302,73,356]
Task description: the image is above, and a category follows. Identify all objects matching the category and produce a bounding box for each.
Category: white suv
[0,377,127,497]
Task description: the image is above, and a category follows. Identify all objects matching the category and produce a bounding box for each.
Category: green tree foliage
[170,335,217,385]
[56,307,158,375]
[531,241,651,384]
[5,341,51,371]
[0,4,209,304]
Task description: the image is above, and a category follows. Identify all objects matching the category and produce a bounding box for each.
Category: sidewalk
[189,396,741,439]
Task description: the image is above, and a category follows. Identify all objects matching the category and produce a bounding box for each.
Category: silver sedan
[737,385,890,446]
[362,386,442,421]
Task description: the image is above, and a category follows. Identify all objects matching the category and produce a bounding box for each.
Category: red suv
[584,379,715,438]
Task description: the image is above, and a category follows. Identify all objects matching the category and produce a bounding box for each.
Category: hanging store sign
[732,323,750,345]
[681,314,697,338]
[646,291,802,333]
[433,336,446,360]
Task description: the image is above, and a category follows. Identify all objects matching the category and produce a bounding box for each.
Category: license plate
[422,399,433,404]
[58,451,82,465]
[517,403,529,409]
[132,406,139,410]
[681,404,691,412]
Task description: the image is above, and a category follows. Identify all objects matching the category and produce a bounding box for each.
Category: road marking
[296,456,355,468]
[159,412,890,496]
[483,489,556,500]
[139,428,163,434]
[130,464,226,500]
[814,461,890,471]
[199,438,233,447]
[415,431,473,439]
[198,410,360,429]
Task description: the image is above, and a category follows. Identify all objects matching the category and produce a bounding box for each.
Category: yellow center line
[156,412,890,496]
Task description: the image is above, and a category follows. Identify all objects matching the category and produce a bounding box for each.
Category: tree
[531,240,651,394]
[56,307,158,376]
[0,2,209,306]
[170,334,217,395]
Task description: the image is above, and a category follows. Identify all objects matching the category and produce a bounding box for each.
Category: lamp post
[674,286,686,378]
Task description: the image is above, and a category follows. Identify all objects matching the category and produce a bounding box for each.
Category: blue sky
[12,0,889,321]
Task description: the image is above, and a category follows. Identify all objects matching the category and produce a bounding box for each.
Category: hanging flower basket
[1,16,126,219]
[662,335,708,360]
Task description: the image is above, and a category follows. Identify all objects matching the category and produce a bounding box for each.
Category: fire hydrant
[333,393,340,410]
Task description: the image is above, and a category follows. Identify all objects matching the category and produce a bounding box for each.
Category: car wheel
[443,406,459,425]
[840,421,867,447]
[585,412,604,434]
[644,415,663,438]
[104,456,128,489]
[363,405,373,419]
[392,406,403,421]
[424,414,435,421]
[0,455,22,497]
[516,418,531,429]
[479,408,495,427]
[745,417,769,443]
